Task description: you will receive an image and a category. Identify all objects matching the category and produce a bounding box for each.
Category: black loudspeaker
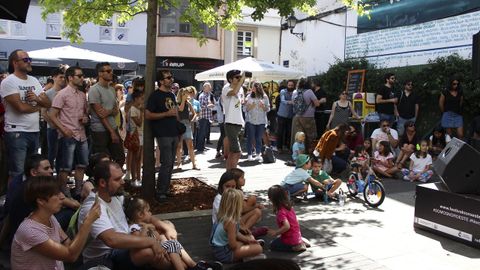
[433,138,480,194]
[473,31,480,79]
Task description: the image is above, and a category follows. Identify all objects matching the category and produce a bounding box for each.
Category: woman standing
[326,90,359,130]
[439,78,464,139]
[245,83,270,162]
[176,87,198,170]
[11,176,100,269]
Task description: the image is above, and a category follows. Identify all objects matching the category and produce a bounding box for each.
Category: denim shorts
[283,182,306,196]
[58,137,89,172]
[212,245,234,264]
[181,119,193,140]
[4,132,39,177]
[441,111,463,128]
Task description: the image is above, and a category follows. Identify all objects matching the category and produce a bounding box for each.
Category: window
[237,30,253,57]
[46,13,62,39]
[159,1,217,39]
[0,20,26,38]
[99,14,128,42]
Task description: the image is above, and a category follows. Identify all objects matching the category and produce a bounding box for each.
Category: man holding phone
[221,70,246,169]
[0,49,51,178]
[370,119,399,153]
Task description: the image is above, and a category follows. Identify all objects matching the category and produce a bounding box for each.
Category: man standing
[145,69,178,202]
[395,80,419,136]
[196,82,214,152]
[49,66,89,198]
[78,160,175,269]
[312,78,328,138]
[221,70,245,170]
[376,73,397,124]
[0,49,51,178]
[42,67,66,172]
[88,62,124,167]
[276,80,295,153]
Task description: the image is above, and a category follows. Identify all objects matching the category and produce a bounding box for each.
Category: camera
[244,71,252,78]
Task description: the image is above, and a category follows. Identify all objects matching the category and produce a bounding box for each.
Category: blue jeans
[47,128,59,172]
[246,123,265,155]
[58,137,89,172]
[156,136,178,195]
[4,132,39,177]
[397,116,416,136]
[196,118,210,151]
[378,113,396,125]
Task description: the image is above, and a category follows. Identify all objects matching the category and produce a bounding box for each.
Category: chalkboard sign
[346,69,366,97]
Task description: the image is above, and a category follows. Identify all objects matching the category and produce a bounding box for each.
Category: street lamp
[286,15,304,41]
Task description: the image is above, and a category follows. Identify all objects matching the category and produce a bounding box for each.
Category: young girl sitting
[267,185,310,252]
[212,171,238,224]
[429,125,451,160]
[125,198,222,270]
[401,139,434,182]
[286,132,306,166]
[372,141,398,178]
[363,138,373,157]
[210,189,265,263]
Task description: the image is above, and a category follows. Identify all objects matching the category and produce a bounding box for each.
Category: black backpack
[262,146,276,163]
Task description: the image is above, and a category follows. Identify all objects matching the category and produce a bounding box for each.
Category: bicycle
[347,165,386,207]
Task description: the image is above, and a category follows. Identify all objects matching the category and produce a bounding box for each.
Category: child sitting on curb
[280,154,326,200]
[309,157,342,200]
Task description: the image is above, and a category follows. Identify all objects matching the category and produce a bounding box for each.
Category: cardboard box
[414,182,480,248]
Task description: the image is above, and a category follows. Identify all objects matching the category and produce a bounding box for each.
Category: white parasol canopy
[195,57,303,81]
[28,45,137,70]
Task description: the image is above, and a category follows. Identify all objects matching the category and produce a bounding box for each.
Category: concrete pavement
[159,127,480,269]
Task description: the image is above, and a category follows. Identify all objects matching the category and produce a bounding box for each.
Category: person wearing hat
[280,154,325,199]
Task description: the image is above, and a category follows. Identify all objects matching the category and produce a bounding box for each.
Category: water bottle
[323,190,328,204]
[338,189,345,206]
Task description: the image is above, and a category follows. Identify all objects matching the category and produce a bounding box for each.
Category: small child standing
[267,185,310,252]
[291,132,306,162]
[210,189,265,263]
[401,139,434,182]
[372,141,398,178]
[309,157,342,200]
[281,154,326,199]
[125,198,222,270]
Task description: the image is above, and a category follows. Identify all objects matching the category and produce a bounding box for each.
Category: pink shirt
[11,216,65,270]
[276,207,302,246]
[52,85,88,141]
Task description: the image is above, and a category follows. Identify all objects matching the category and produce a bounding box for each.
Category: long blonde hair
[217,189,243,224]
[176,87,188,103]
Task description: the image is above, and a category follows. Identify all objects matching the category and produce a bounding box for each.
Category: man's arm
[3,94,40,114]
[145,108,176,120]
[226,74,245,96]
[98,229,157,250]
[49,107,73,138]
[90,103,119,143]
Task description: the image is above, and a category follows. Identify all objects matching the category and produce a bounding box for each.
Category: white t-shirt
[409,153,433,172]
[212,193,221,224]
[221,84,244,126]
[0,74,43,132]
[371,128,398,149]
[78,192,129,261]
[429,134,452,144]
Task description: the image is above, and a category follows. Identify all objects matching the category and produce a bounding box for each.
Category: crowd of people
[1,48,480,269]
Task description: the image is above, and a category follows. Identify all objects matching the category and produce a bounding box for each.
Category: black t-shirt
[396,90,419,119]
[146,89,178,137]
[376,85,395,115]
[314,88,327,112]
[442,89,463,114]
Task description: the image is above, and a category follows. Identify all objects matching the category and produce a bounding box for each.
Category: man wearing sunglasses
[88,62,125,167]
[376,73,398,124]
[370,119,399,153]
[0,49,51,178]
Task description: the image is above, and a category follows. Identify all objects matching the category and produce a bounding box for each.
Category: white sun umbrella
[195,57,303,81]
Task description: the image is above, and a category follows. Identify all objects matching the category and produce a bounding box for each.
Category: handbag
[124,130,140,151]
[176,120,186,136]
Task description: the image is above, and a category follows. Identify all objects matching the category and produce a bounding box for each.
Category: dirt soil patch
[125,177,217,214]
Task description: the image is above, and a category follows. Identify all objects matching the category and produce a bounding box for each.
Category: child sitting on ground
[401,139,434,182]
[351,145,371,180]
[309,157,342,200]
[212,171,238,224]
[372,141,398,178]
[286,132,305,166]
[429,125,451,160]
[267,185,310,252]
[125,198,222,270]
[281,154,327,200]
[230,168,267,238]
[211,189,265,263]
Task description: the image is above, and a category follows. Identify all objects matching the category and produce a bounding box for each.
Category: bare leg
[227,152,241,170]
[186,139,197,169]
[233,243,263,261]
[73,167,85,195]
[179,249,197,268]
[457,126,464,140]
[175,137,183,169]
[169,253,186,270]
[240,208,262,229]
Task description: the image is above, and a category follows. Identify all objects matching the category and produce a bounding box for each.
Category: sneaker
[215,152,222,158]
[271,146,278,152]
[403,176,410,181]
[256,239,265,246]
[256,156,263,162]
[292,242,307,252]
[247,155,254,161]
[243,253,266,262]
[251,226,268,238]
[192,260,223,270]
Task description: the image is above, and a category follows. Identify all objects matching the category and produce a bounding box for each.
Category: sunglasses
[102,69,113,73]
[18,57,32,63]
[341,92,347,95]
[234,75,242,79]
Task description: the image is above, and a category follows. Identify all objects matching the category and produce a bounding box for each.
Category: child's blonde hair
[217,189,243,224]
[295,131,305,142]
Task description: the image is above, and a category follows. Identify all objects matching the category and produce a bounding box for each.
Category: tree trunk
[142,0,158,199]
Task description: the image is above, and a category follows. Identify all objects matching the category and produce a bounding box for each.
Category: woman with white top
[245,82,270,162]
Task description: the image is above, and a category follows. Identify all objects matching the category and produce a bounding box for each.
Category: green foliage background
[311,54,480,137]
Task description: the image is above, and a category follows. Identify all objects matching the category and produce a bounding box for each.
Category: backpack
[293,89,308,115]
[262,146,276,163]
